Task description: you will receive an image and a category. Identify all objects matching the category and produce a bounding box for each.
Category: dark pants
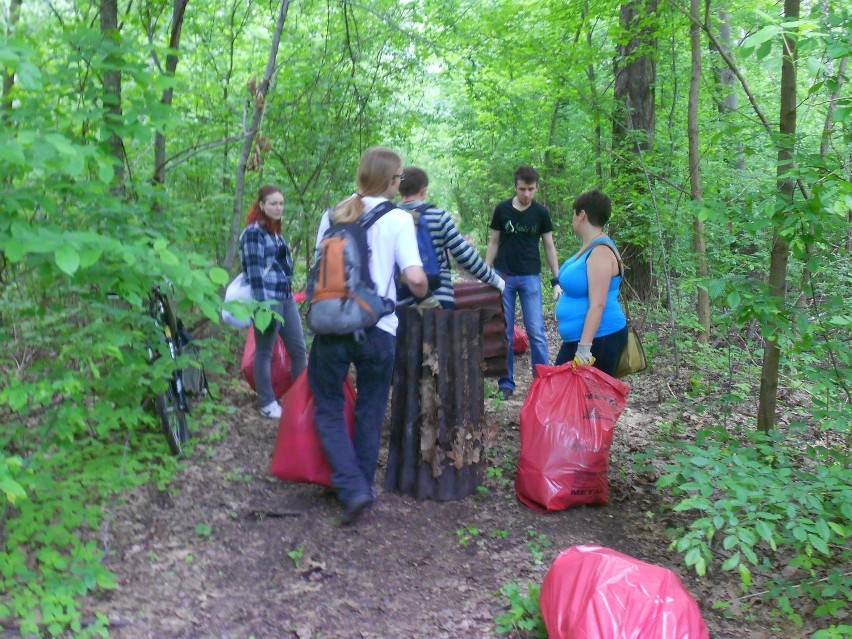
[554,326,629,377]
[308,327,396,507]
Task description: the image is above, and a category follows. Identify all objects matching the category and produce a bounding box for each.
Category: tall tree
[153,0,189,187]
[688,0,709,341]
[223,0,290,271]
[100,0,125,190]
[613,0,658,301]
[757,0,799,433]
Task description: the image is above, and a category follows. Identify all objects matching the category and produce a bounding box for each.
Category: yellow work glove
[573,343,595,367]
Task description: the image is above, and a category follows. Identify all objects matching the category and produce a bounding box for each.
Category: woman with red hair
[239,185,307,419]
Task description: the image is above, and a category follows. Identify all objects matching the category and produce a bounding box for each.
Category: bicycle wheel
[154,385,190,456]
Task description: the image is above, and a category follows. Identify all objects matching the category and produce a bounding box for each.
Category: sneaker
[499,388,513,401]
[260,401,282,419]
[340,493,372,526]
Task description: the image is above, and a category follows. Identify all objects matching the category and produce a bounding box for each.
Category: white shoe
[260,401,282,419]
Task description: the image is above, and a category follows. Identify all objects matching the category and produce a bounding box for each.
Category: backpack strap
[359,200,397,231]
[581,239,624,277]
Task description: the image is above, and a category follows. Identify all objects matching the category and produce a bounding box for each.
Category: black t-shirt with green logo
[489,199,553,276]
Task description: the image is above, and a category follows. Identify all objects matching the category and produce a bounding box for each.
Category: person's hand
[414,294,442,315]
[573,343,595,367]
[552,283,562,301]
[494,276,506,293]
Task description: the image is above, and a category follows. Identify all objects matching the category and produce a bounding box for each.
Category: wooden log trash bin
[385,283,508,501]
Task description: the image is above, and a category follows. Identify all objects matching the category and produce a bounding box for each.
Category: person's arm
[403,265,428,298]
[579,247,616,344]
[484,229,501,267]
[440,213,503,290]
[542,232,560,280]
[240,227,267,301]
[541,231,561,300]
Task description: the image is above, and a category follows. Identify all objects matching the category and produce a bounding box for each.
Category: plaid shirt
[239,223,293,302]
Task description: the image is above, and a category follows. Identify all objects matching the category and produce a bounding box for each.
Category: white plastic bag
[222,273,253,328]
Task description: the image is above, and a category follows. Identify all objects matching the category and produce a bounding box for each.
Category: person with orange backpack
[306,147,428,525]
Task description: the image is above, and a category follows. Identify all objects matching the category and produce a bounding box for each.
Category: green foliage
[527,531,552,566]
[456,525,481,548]
[287,546,305,569]
[653,426,851,627]
[494,582,547,638]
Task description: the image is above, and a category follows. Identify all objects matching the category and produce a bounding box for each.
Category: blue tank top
[555,238,627,342]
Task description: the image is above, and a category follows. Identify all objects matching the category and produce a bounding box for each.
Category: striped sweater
[397,200,502,307]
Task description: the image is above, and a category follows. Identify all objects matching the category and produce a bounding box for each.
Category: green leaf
[0,477,27,505]
[721,553,740,571]
[755,520,774,543]
[210,267,230,286]
[55,246,80,275]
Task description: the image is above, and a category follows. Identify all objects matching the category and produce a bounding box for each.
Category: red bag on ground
[515,363,629,511]
[241,328,293,400]
[541,545,710,639]
[513,324,529,354]
[269,372,356,487]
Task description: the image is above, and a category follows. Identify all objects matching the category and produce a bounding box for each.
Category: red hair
[245,185,283,235]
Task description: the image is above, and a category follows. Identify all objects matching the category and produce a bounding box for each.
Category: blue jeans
[308,327,396,506]
[253,298,307,406]
[554,326,628,377]
[498,273,549,392]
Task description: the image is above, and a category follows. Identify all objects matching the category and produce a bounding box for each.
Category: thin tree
[2,0,22,117]
[223,0,290,271]
[101,0,125,190]
[757,0,799,433]
[153,0,190,186]
[688,0,710,341]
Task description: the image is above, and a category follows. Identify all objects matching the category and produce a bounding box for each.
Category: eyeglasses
[393,173,404,181]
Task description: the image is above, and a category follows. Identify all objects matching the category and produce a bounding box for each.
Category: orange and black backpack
[305,201,396,341]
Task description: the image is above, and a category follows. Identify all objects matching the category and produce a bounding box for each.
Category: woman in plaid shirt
[239,185,307,419]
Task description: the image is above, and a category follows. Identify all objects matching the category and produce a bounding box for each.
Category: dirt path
[84,341,787,639]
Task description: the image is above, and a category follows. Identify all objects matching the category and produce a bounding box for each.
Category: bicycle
[145,284,207,456]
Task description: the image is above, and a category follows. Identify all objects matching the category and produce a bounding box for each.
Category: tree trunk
[613,0,658,151]
[757,0,799,433]
[100,0,125,191]
[613,0,658,303]
[712,7,744,171]
[153,0,189,186]
[688,0,710,342]
[2,0,22,116]
[223,0,290,271]
[385,307,491,501]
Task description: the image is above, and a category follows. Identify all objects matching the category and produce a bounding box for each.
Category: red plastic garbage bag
[516,363,629,511]
[241,328,293,400]
[541,545,710,639]
[269,372,357,487]
[513,324,529,354]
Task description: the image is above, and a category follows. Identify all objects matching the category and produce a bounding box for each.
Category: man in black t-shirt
[485,165,561,400]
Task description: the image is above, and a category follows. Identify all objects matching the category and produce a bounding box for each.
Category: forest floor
[77,320,807,639]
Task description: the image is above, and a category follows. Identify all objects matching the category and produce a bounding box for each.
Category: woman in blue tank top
[554,189,628,376]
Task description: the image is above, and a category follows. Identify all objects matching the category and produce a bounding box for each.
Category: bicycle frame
[148,286,190,412]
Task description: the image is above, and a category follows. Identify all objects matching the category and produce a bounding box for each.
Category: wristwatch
[550,277,559,287]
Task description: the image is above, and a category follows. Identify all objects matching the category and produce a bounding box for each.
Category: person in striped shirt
[396,166,504,309]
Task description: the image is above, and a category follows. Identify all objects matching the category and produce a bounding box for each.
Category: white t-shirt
[315,195,422,336]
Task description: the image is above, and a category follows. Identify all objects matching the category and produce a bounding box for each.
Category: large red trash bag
[269,372,357,487]
[241,328,293,400]
[515,363,629,511]
[541,545,710,639]
[513,324,529,354]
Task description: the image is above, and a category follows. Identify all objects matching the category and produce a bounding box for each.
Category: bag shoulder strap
[585,239,632,321]
[359,200,397,231]
[591,240,624,277]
